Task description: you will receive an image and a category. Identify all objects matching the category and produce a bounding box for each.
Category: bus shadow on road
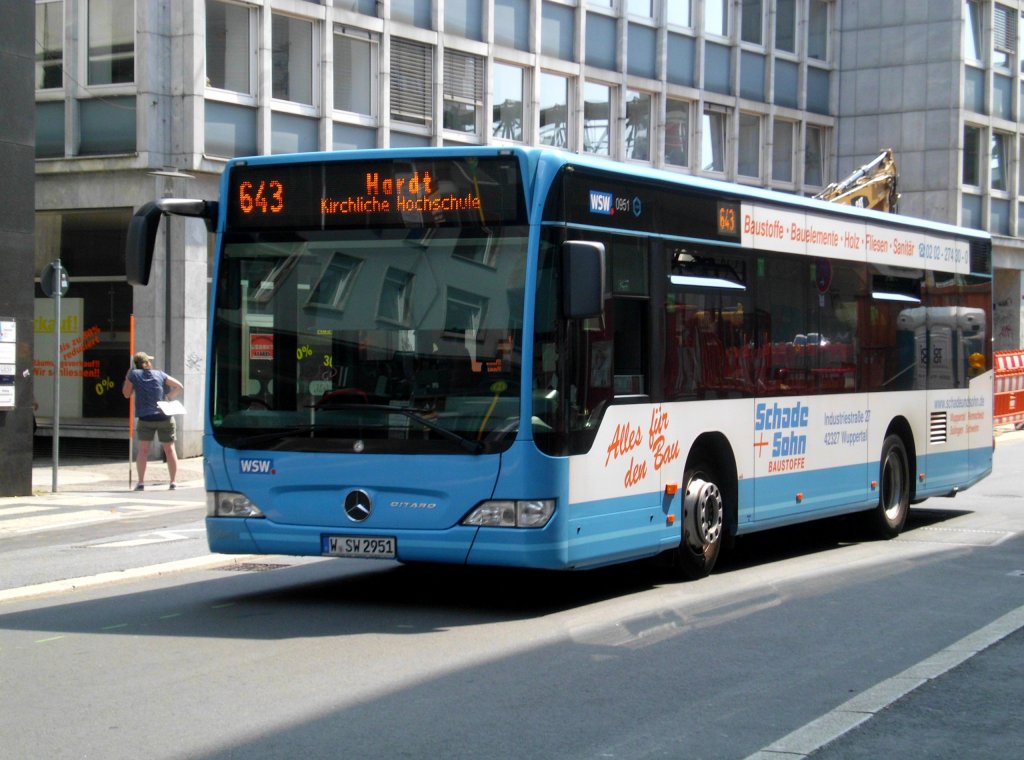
[0,507,974,641]
[716,505,972,574]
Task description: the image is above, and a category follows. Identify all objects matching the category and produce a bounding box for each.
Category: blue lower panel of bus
[563,491,676,570]
[753,462,870,526]
[918,446,991,498]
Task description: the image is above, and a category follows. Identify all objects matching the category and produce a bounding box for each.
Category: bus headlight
[207,491,265,518]
[462,499,554,528]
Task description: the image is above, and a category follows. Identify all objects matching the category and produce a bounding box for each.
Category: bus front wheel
[868,434,910,538]
[664,461,724,580]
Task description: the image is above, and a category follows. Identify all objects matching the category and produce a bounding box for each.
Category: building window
[445,0,483,41]
[965,1,983,61]
[88,0,134,85]
[36,0,63,90]
[207,0,254,95]
[541,2,576,61]
[992,131,1010,191]
[627,0,652,17]
[808,0,829,60]
[334,29,377,116]
[963,124,982,186]
[738,113,761,178]
[34,209,135,422]
[665,99,690,168]
[993,4,1016,70]
[775,0,796,53]
[705,43,733,94]
[805,125,825,187]
[994,73,1013,118]
[308,254,363,311]
[667,1,691,27]
[705,0,728,37]
[392,0,432,29]
[445,288,488,339]
[741,51,766,100]
[494,0,530,52]
[702,106,728,172]
[1019,135,1024,195]
[741,0,763,45]
[587,13,618,70]
[965,66,985,112]
[962,193,983,229]
[272,14,314,105]
[391,38,433,127]
[627,24,656,78]
[584,82,611,156]
[540,72,569,148]
[493,63,525,142]
[443,50,484,134]
[772,119,794,182]
[625,90,652,162]
[378,269,413,325]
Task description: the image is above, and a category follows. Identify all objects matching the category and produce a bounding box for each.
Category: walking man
[122,351,184,490]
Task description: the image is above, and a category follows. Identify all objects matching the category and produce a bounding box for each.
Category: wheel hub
[684,478,723,550]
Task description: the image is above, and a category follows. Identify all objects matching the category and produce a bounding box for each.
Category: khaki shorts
[137,417,176,443]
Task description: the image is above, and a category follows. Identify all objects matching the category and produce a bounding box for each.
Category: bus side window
[609,238,649,397]
[665,247,754,400]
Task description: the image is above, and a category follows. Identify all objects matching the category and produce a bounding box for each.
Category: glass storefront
[34,209,133,423]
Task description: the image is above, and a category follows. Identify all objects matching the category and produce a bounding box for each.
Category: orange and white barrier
[994,349,1024,426]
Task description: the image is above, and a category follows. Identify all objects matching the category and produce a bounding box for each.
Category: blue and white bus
[128,147,993,579]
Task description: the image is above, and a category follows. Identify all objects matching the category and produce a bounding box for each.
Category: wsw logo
[589,190,643,218]
[239,458,275,474]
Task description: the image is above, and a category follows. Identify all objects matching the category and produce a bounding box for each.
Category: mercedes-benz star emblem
[344,489,373,522]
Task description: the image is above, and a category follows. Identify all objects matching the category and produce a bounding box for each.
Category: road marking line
[91,530,200,548]
[745,604,1024,759]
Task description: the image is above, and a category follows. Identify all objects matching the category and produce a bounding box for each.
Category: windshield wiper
[315,403,484,454]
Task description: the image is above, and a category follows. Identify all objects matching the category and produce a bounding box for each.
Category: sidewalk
[27,455,205,495]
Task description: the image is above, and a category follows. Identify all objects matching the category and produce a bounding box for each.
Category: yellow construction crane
[814,149,900,213]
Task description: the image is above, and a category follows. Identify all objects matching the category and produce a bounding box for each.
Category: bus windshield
[210,225,528,454]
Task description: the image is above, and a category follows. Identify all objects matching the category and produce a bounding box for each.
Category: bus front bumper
[206,517,572,570]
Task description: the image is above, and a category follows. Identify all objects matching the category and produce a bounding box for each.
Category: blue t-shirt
[128,368,170,420]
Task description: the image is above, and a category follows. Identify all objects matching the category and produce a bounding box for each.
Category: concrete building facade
[30,0,1024,455]
[835,0,1024,353]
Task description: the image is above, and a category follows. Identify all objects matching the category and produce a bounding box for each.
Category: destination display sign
[227,156,525,230]
[551,166,981,275]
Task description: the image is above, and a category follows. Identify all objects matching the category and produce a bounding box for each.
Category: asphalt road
[0,438,1022,759]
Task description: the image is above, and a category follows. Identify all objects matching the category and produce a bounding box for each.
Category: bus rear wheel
[663,461,724,580]
[868,434,910,538]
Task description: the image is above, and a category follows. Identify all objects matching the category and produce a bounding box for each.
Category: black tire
[663,461,725,580]
[868,434,910,538]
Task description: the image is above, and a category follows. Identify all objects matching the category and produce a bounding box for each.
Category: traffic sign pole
[52,258,61,492]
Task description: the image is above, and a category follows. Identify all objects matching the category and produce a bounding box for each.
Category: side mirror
[126,201,163,286]
[561,240,605,319]
[126,199,219,286]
